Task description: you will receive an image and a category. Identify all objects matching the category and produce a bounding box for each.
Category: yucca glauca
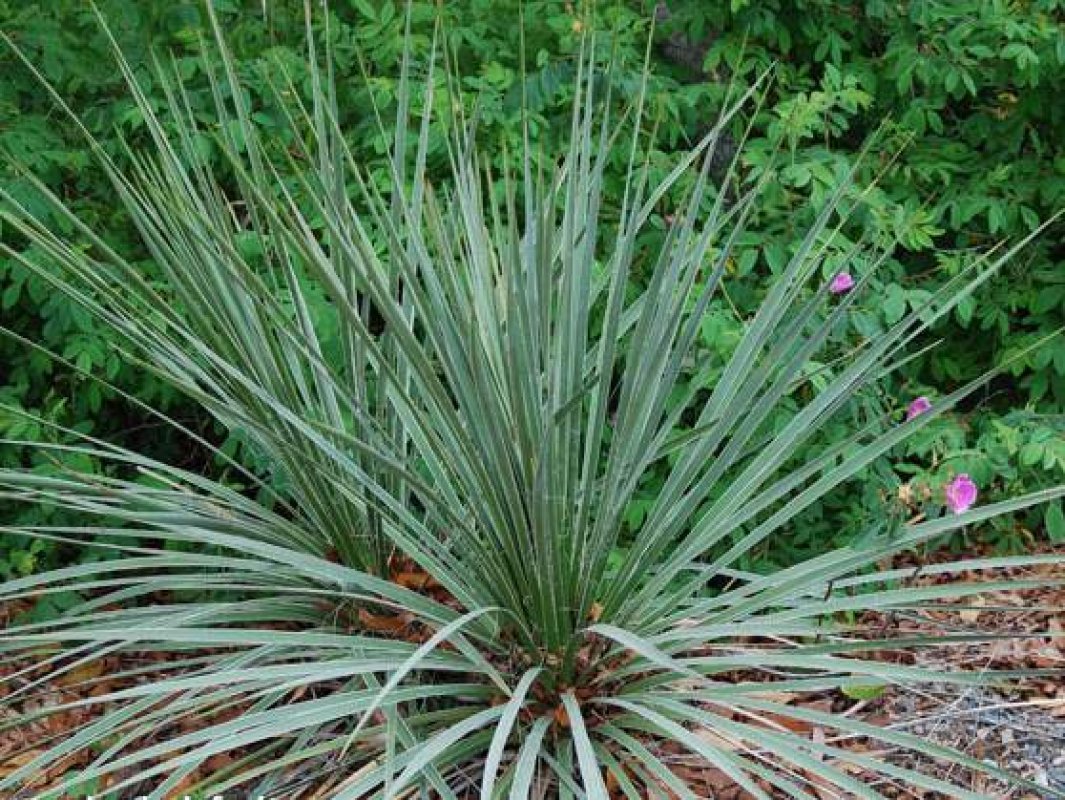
[1,6,1062,798]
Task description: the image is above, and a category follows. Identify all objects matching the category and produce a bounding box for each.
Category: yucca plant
[1,4,1062,798]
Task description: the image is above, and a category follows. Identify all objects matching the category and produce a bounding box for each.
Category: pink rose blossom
[944,474,978,514]
[829,272,855,294]
[906,396,932,420]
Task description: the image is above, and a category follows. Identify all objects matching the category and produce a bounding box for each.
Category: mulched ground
[2,545,1062,798]
[860,545,1065,798]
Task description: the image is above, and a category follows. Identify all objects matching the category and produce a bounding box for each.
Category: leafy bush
[1,8,1062,797]
[3,2,1064,582]
[655,0,1065,549]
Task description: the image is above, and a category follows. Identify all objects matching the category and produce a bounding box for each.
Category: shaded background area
[1,0,1063,583]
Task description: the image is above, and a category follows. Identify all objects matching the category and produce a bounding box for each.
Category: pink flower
[944,474,978,514]
[829,272,855,294]
[906,396,932,420]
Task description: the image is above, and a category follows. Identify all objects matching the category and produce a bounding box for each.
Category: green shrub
[655,0,1065,547]
[1,8,1062,797]
[4,2,1063,580]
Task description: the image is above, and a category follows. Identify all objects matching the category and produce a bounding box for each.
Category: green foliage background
[2,0,1063,580]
